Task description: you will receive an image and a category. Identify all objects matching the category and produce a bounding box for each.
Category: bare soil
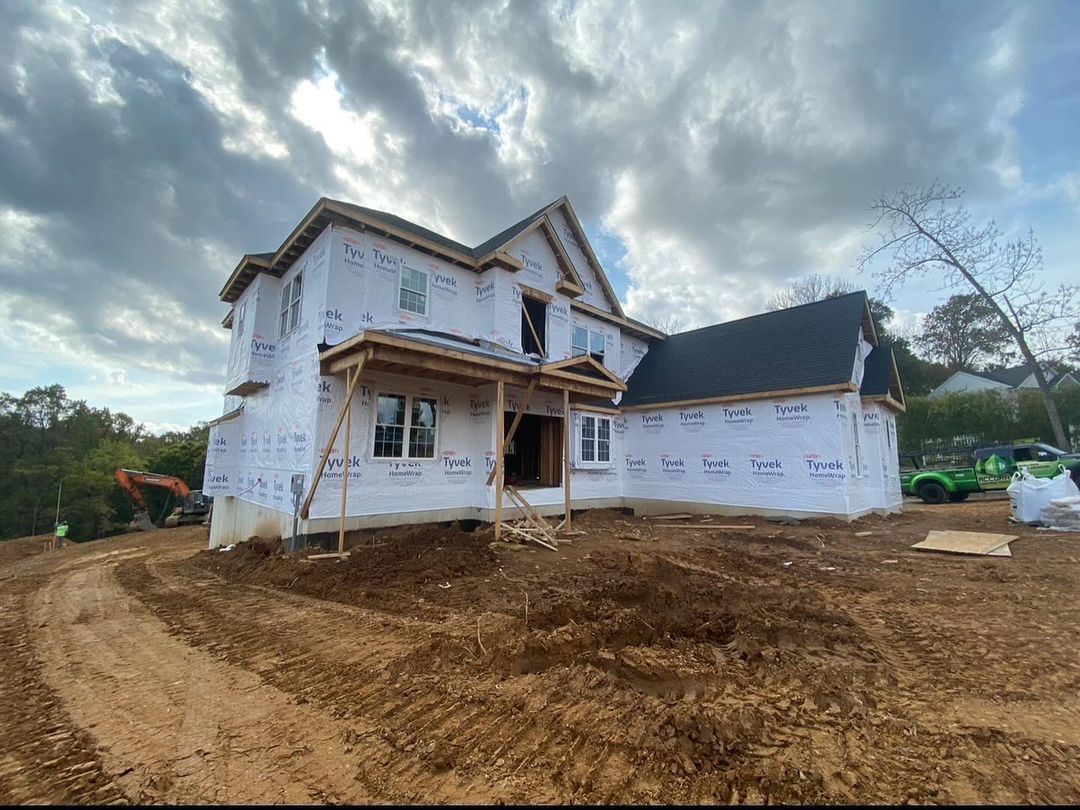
[1,498,1078,804]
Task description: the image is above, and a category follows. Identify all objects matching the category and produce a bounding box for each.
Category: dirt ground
[1,498,1079,804]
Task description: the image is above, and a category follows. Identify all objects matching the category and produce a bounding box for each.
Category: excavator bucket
[128,510,158,532]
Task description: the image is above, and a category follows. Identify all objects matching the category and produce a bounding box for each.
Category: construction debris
[911,530,1017,557]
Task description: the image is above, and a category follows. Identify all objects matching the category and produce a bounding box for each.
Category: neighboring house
[929,365,1079,398]
[204,196,905,548]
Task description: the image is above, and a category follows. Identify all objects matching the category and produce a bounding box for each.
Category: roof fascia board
[541,354,627,389]
[570,299,665,341]
[860,296,879,347]
[621,381,857,411]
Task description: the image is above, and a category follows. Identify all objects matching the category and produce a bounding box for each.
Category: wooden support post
[486,377,537,486]
[338,366,352,556]
[495,381,504,541]
[563,389,571,532]
[301,350,369,519]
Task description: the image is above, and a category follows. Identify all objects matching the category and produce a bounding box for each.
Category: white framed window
[579,414,612,466]
[373,392,437,459]
[571,324,606,365]
[279,273,303,337]
[398,265,429,316]
[236,301,246,335]
[850,412,863,478]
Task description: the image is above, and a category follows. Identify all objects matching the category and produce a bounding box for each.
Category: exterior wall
[929,371,1010,398]
[860,401,902,511]
[546,208,612,312]
[621,393,853,516]
[224,274,280,391]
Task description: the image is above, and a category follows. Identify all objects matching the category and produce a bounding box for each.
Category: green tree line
[0,384,208,542]
[897,386,1080,452]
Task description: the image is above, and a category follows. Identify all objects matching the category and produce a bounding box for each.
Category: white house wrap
[206,196,904,547]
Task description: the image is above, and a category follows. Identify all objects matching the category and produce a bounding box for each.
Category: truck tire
[917,481,948,505]
[948,491,970,502]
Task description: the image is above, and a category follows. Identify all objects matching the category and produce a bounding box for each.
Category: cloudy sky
[1,0,1077,430]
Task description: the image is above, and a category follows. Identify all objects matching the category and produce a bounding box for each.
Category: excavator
[114,468,213,531]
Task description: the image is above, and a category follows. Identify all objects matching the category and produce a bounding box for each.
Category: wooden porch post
[301,350,369,519]
[338,366,352,555]
[495,381,505,541]
[563,389,571,531]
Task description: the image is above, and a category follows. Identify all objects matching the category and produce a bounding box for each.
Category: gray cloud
[0,0,1066,425]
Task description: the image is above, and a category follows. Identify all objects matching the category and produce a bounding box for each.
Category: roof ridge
[667,290,868,339]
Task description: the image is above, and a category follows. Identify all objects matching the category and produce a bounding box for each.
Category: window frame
[577,413,613,468]
[279,272,303,338]
[372,391,439,460]
[571,324,606,365]
[397,263,430,317]
[849,411,863,478]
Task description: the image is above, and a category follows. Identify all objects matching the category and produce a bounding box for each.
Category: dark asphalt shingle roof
[860,346,894,396]
[620,292,870,407]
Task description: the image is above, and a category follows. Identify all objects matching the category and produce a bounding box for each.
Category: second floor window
[399,265,429,316]
[572,325,606,365]
[279,273,303,337]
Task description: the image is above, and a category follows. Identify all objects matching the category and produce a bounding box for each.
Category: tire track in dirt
[0,579,126,805]
[28,557,382,804]
[117,555,846,804]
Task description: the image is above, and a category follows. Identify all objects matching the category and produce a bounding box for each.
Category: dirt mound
[196,524,499,615]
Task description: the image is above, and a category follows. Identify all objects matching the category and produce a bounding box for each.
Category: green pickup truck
[900,443,1080,504]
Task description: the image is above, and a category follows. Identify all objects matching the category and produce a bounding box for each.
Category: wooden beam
[569,299,665,341]
[494,381,504,542]
[300,350,370,519]
[518,283,553,303]
[619,382,857,411]
[486,378,537,485]
[563,389,571,532]
[338,366,352,556]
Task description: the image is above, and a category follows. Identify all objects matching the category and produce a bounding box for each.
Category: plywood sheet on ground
[912,530,1017,556]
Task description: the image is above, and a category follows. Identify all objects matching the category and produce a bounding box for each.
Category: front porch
[305,329,626,552]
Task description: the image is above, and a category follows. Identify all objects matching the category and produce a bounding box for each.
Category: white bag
[1010,466,1080,524]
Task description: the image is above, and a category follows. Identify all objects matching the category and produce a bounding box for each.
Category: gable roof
[860,346,906,411]
[620,292,874,408]
[220,194,651,335]
[936,363,1059,391]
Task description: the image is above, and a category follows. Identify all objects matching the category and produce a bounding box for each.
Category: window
[589,331,605,364]
[236,302,246,336]
[373,393,437,459]
[571,325,606,365]
[572,325,589,357]
[521,296,547,356]
[1012,447,1033,462]
[398,265,429,316]
[279,273,303,337]
[579,414,612,466]
[850,412,863,478]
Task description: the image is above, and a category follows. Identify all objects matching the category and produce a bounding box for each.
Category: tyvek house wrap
[622,393,862,515]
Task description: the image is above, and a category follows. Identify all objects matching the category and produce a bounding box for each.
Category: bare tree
[646,313,686,335]
[859,183,1078,450]
[766,274,854,311]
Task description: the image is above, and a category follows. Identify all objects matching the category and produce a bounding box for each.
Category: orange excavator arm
[114,468,192,509]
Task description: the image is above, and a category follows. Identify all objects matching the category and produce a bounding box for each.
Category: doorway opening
[503,412,562,487]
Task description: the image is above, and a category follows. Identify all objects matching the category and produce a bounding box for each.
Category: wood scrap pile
[501,485,566,550]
